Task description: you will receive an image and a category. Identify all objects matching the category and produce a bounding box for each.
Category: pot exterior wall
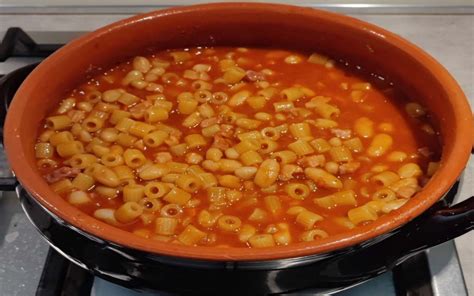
[19,183,461,294]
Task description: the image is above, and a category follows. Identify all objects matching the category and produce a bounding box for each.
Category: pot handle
[377,178,473,261]
[398,195,473,256]
[319,181,473,282]
[0,63,37,141]
[388,147,474,256]
[0,64,36,191]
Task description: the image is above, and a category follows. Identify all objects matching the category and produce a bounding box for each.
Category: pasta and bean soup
[35,47,441,248]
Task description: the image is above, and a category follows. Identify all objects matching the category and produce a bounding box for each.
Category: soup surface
[35,47,441,248]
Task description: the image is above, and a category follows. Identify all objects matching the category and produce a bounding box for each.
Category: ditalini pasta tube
[34,47,441,248]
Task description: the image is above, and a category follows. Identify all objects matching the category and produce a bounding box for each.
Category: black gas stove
[0,28,468,296]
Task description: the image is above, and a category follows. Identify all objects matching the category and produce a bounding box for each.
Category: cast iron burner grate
[0,28,62,62]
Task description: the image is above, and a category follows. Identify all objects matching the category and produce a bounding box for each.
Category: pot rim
[4,2,473,261]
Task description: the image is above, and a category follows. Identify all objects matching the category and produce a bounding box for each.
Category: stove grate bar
[0,28,61,62]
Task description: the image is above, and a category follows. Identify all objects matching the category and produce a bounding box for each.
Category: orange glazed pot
[2,3,473,294]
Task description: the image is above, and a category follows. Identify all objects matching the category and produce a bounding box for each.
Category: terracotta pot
[1,3,472,294]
